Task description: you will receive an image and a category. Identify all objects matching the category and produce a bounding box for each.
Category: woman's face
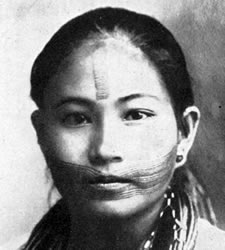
[37,38,179,218]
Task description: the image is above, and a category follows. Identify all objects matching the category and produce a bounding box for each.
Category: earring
[176,155,183,163]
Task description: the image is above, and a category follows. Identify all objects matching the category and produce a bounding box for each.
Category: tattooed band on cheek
[47,146,177,201]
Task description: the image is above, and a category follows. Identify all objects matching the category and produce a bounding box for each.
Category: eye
[124,110,154,121]
[62,112,91,127]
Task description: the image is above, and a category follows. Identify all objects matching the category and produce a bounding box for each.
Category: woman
[17,7,224,250]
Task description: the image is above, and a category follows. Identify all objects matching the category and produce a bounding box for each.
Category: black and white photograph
[0,1,225,249]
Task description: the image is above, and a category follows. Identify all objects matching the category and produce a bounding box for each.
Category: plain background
[0,0,225,246]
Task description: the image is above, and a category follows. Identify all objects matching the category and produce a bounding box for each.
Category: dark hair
[31,7,194,128]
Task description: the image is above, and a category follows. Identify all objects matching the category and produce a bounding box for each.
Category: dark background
[166,0,225,228]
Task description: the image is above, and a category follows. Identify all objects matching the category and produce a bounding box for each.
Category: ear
[175,106,200,168]
[31,110,45,147]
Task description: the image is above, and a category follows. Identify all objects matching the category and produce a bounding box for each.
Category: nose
[88,120,123,166]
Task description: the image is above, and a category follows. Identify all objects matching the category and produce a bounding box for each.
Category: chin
[81,195,156,219]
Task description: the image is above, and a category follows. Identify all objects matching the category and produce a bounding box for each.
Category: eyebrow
[54,96,95,109]
[54,93,159,108]
[118,93,159,103]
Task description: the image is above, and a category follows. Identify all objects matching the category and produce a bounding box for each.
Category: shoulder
[0,233,29,250]
[195,218,225,250]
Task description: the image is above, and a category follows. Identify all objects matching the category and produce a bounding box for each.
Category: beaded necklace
[21,187,197,250]
[139,187,197,250]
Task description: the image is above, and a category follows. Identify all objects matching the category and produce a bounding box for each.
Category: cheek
[42,125,91,163]
[126,117,178,162]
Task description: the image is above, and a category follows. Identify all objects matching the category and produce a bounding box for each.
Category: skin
[32,37,200,249]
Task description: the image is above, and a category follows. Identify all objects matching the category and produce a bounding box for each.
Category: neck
[67,198,164,250]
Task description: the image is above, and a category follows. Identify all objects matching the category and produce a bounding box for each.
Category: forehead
[45,37,171,105]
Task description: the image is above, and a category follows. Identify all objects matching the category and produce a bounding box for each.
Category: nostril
[88,141,123,165]
[89,154,122,165]
[113,156,122,162]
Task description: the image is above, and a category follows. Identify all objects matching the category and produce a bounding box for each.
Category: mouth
[86,175,132,191]
[88,175,131,184]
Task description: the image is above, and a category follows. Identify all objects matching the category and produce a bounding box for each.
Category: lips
[83,175,133,193]
[87,175,132,185]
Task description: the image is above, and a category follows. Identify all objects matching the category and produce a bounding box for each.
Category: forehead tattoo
[91,49,110,100]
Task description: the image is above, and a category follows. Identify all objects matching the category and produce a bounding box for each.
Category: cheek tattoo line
[49,145,177,177]
[48,146,177,200]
